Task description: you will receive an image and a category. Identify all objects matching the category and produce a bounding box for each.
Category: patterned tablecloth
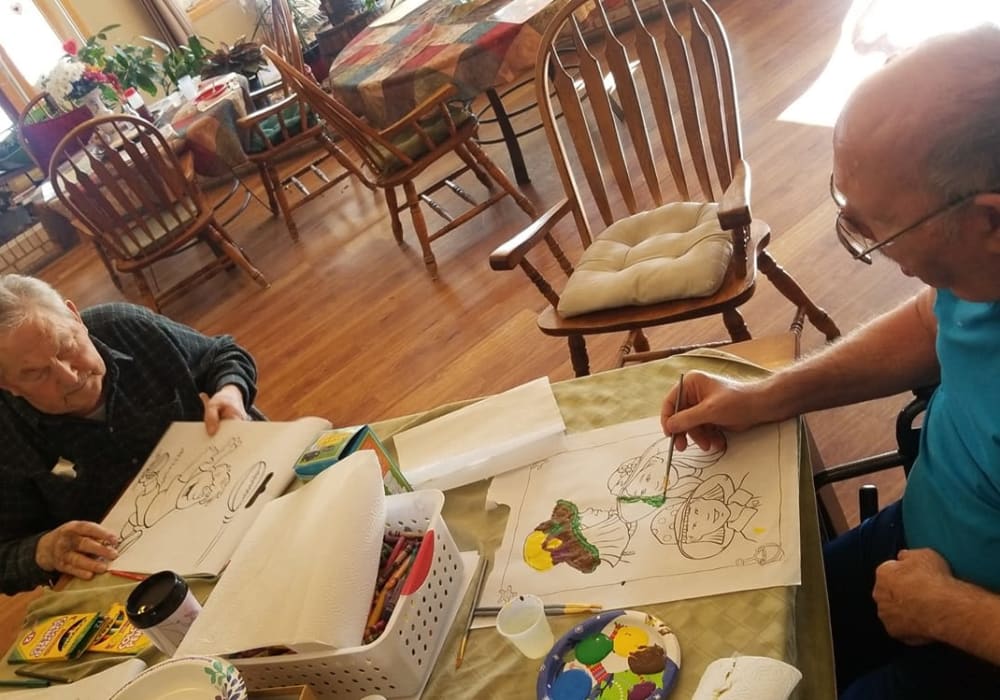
[156,73,253,178]
[327,0,567,126]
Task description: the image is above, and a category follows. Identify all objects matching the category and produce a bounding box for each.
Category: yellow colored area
[612,625,649,656]
[523,530,558,571]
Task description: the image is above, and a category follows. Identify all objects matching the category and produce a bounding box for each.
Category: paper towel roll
[692,655,802,700]
[177,451,387,656]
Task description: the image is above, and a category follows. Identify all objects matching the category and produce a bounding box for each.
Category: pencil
[663,372,685,500]
[472,604,603,617]
[455,555,489,670]
[108,569,148,582]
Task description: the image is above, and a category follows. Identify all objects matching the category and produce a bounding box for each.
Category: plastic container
[125,570,203,655]
[232,490,466,698]
[123,88,154,122]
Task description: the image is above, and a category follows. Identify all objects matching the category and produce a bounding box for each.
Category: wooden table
[326,0,570,185]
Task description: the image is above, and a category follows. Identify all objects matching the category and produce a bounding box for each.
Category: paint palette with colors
[537,609,680,700]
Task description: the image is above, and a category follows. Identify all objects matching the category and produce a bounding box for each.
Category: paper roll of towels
[692,655,802,700]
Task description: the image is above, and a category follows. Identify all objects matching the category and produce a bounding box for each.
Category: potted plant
[145,35,213,94]
[74,24,162,98]
[201,38,266,88]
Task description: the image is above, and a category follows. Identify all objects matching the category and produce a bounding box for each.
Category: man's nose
[52,359,79,385]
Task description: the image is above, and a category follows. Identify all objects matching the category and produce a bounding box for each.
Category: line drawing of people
[649,473,762,560]
[117,437,240,553]
[607,438,725,523]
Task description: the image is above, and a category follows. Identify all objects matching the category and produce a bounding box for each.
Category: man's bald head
[836,24,1000,199]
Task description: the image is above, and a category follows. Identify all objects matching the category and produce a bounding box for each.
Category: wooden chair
[263,46,538,279]
[238,0,366,241]
[50,114,269,312]
[490,0,841,376]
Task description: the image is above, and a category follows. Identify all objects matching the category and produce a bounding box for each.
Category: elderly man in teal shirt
[660,26,1000,699]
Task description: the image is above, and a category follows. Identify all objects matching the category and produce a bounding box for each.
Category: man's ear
[64,300,82,321]
[973,193,1000,253]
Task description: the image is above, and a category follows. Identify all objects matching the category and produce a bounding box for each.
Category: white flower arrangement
[37,51,120,113]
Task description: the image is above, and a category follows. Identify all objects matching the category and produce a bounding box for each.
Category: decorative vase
[81,87,114,119]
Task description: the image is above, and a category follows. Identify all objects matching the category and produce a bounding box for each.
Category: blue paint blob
[550,668,594,700]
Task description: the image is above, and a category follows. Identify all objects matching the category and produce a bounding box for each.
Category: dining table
[326,0,571,185]
[0,334,836,699]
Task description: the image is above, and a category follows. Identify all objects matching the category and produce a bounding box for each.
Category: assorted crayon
[363,529,425,644]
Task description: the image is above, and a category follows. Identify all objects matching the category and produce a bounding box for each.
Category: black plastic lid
[125,570,189,629]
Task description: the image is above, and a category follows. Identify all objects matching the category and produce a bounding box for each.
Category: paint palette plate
[537,609,680,700]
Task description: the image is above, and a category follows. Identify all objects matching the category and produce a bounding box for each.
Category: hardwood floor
[37,0,921,532]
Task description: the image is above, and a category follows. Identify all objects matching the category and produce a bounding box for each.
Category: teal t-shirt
[903,289,1000,591]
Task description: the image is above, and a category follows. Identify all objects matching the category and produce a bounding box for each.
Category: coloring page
[101,416,330,576]
[480,415,800,618]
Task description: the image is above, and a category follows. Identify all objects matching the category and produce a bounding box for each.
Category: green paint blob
[575,633,613,665]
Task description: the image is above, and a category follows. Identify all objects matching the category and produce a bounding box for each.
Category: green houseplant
[77,24,161,97]
[146,35,213,93]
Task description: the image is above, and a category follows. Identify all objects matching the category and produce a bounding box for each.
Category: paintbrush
[663,373,685,500]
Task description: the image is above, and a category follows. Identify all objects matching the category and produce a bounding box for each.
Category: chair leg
[256,162,279,214]
[133,270,160,313]
[91,240,123,291]
[453,143,493,191]
[568,334,590,377]
[757,250,842,341]
[266,163,299,242]
[722,307,752,342]
[209,222,269,289]
[403,179,438,279]
[463,139,537,218]
[384,186,405,243]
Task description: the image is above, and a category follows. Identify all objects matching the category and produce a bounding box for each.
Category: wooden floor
[37,0,920,532]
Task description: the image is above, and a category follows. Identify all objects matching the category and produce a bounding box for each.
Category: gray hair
[0,275,73,334]
[922,25,1000,200]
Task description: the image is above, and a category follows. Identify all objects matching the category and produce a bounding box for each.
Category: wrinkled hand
[873,548,953,645]
[200,385,249,436]
[660,371,769,451]
[36,521,119,581]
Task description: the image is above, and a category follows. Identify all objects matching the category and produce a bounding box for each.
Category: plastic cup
[125,570,202,655]
[495,594,553,659]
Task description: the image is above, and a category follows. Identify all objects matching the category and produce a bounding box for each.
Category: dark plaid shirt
[0,303,257,594]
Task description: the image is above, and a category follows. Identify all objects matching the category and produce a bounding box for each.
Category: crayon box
[293,425,411,494]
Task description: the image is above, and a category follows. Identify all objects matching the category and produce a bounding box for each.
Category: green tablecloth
[0,351,835,698]
[371,351,835,699]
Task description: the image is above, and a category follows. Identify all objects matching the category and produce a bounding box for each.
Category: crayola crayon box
[293,425,411,494]
[8,611,104,663]
[86,603,151,655]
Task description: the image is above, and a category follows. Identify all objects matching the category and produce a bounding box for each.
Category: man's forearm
[932,579,1000,665]
[760,287,940,419]
[0,534,53,596]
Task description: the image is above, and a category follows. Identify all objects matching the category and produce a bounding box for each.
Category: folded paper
[692,655,802,700]
[394,377,566,491]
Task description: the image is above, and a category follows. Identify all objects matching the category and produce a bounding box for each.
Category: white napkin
[692,655,802,700]
[2,659,146,698]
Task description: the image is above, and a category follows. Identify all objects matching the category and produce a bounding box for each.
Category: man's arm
[874,548,1000,665]
[663,288,941,449]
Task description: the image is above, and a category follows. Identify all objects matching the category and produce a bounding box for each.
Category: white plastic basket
[233,489,465,699]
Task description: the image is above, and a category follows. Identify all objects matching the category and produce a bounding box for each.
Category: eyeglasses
[829,175,976,264]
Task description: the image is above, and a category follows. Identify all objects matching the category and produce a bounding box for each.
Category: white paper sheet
[177,451,387,656]
[100,417,331,577]
[475,416,800,627]
[370,0,433,27]
[395,377,566,490]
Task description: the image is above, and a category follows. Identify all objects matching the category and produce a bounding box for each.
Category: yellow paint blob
[523,530,556,571]
[612,625,649,656]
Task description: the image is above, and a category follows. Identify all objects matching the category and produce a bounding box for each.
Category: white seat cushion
[557,201,733,317]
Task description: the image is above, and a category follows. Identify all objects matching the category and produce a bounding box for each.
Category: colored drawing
[482,416,800,617]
